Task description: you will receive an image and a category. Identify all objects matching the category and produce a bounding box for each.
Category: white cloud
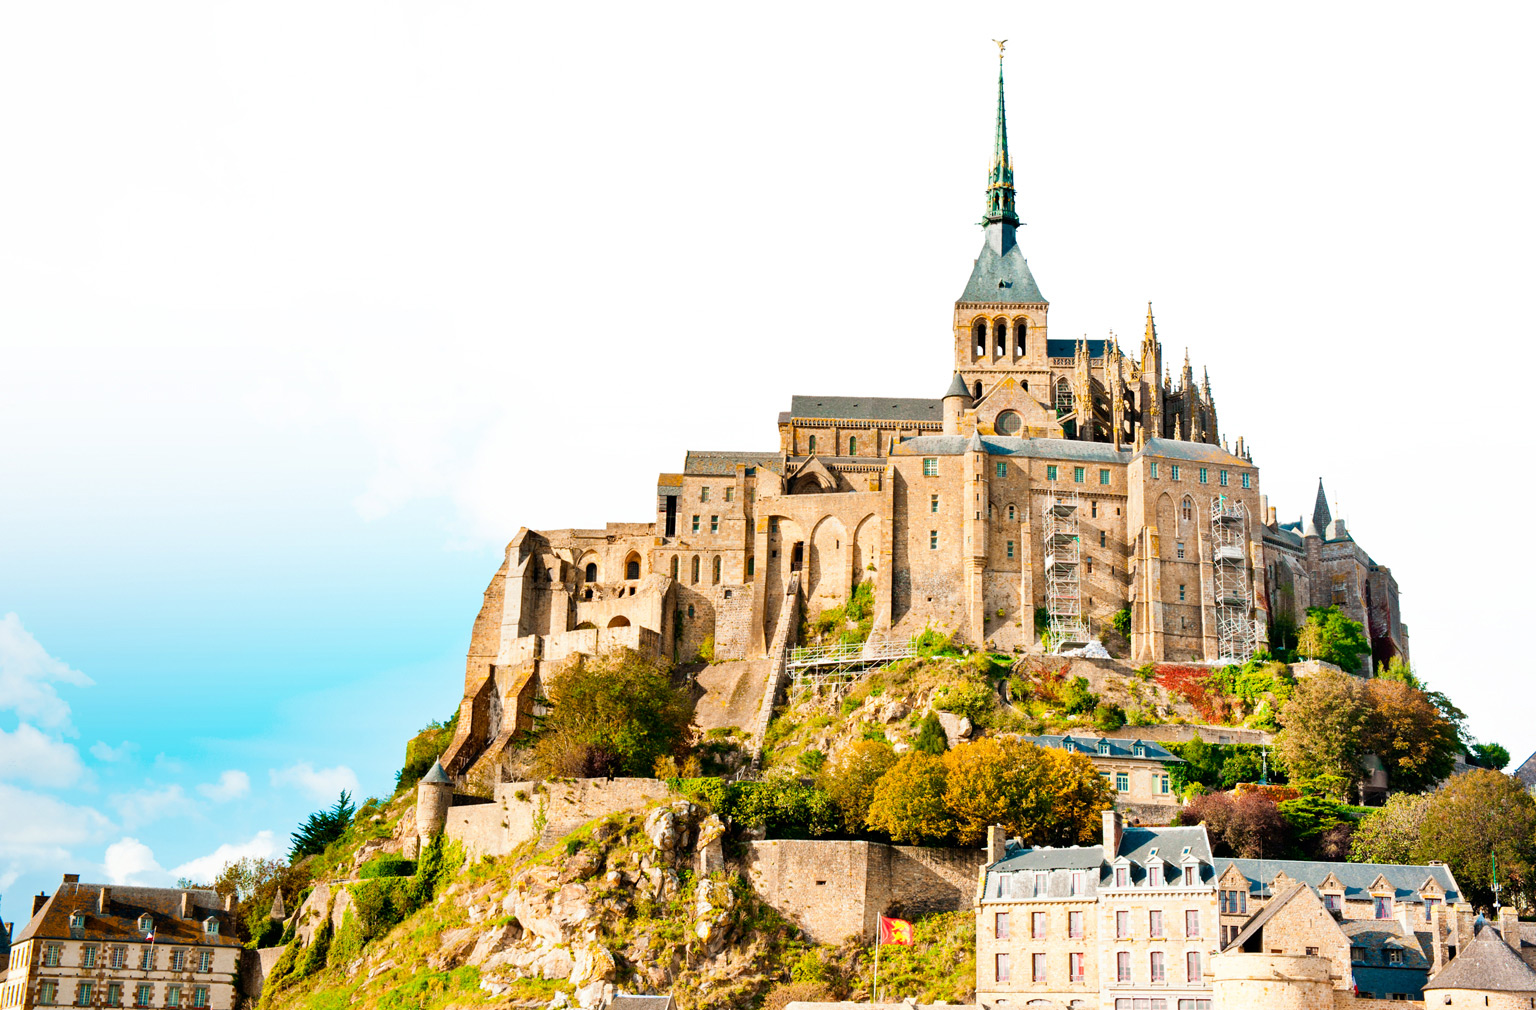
[0,723,86,787]
[269,762,360,802]
[0,783,114,891]
[91,741,138,763]
[196,770,250,803]
[0,613,92,733]
[103,837,166,885]
[169,831,277,885]
[110,785,196,829]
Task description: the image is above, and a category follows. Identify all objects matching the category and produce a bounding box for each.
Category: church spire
[1312,479,1332,532]
[983,41,1019,230]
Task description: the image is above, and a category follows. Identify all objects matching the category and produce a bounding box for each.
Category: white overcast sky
[1,2,1533,902]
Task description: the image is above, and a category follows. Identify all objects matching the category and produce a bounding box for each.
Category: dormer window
[1133,741,1147,758]
[1149,863,1163,887]
[1115,866,1129,888]
[70,912,86,930]
[1098,740,1111,756]
[138,914,154,933]
[203,917,219,935]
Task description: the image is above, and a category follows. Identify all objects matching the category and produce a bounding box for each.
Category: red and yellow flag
[879,915,913,945]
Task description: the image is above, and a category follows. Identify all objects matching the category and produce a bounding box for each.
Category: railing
[786,637,916,685]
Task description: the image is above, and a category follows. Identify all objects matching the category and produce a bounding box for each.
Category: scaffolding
[1044,490,1090,652]
[1211,495,1257,663]
[786,639,917,687]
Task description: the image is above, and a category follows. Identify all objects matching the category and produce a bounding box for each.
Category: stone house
[438,52,1408,786]
[0,877,241,1010]
[1021,735,1181,822]
[974,812,1221,1008]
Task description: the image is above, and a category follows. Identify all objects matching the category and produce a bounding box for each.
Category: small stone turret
[415,759,453,851]
[268,889,287,923]
[942,372,973,434]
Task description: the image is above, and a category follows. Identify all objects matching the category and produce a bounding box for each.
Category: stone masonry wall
[444,778,672,859]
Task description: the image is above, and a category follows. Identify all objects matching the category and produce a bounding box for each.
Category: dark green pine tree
[288,791,355,860]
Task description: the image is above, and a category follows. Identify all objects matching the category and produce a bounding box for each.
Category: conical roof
[945,372,972,399]
[1312,480,1332,532]
[1424,918,1536,993]
[421,759,452,785]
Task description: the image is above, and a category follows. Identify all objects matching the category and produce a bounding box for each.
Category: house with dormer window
[1024,735,1182,820]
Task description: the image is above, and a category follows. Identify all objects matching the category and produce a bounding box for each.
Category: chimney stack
[1498,906,1519,950]
[179,892,193,919]
[224,893,235,914]
[1430,905,1445,972]
[986,825,1008,865]
[1102,809,1124,858]
[97,887,110,915]
[31,894,49,919]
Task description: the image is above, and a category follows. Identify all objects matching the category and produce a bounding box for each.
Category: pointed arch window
[625,555,641,580]
[1055,379,1074,415]
[1182,497,1194,522]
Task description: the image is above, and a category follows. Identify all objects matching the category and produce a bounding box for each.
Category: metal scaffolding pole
[1044,490,1089,652]
[1211,494,1257,663]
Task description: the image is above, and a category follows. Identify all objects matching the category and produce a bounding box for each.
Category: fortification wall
[444,778,672,859]
[744,839,985,943]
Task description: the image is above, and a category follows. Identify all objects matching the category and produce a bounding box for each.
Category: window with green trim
[929,530,938,550]
[1047,465,1058,481]
[1099,469,1110,485]
[1007,540,1015,559]
[1151,461,1159,478]
[996,461,1007,478]
[1074,466,1085,483]
[923,457,938,476]
[1241,473,1251,489]
[1199,467,1208,484]
[931,493,940,513]
[1170,464,1180,481]
[1219,470,1229,486]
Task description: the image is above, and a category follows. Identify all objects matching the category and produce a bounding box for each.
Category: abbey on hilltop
[439,54,1408,785]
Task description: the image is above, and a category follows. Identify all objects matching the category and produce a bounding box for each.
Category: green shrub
[1093,703,1126,732]
[697,636,715,662]
[1006,675,1030,703]
[840,697,862,717]
[912,627,960,658]
[933,680,996,722]
[1058,676,1097,715]
[396,710,459,792]
[913,712,949,755]
[1109,608,1132,639]
[357,854,415,879]
[797,748,827,775]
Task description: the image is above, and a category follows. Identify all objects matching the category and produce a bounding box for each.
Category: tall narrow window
[1198,468,1208,484]
[1074,466,1085,483]
[691,556,700,584]
[1070,870,1085,896]
[1032,911,1047,938]
[1150,865,1163,887]
[1182,498,1193,521]
[671,556,679,579]
[700,486,710,501]
[995,911,1009,939]
[995,952,1009,982]
[198,951,211,973]
[1032,953,1047,982]
[1100,469,1111,485]
[1070,952,1084,982]
[1179,584,1186,602]
[974,318,987,357]
[712,556,721,584]
[1186,909,1201,937]
[1116,909,1130,936]
[1006,540,1014,559]
[923,457,938,476]
[929,530,938,550]
[1117,951,1132,982]
[1185,951,1202,983]
[1151,951,1166,983]
[1100,530,1106,547]
[710,515,719,534]
[996,461,1007,477]
[1151,461,1160,479]
[1015,319,1027,354]
[1007,504,1015,521]
[1170,464,1180,481]
[745,556,754,578]
[808,435,816,454]
[994,318,1007,355]
[584,562,597,582]
[1149,908,1164,936]
[1069,910,1083,937]
[692,514,700,533]
[725,486,734,501]
[1047,464,1058,481]
[1056,378,1074,414]
[1219,470,1229,486]
[848,436,857,455]
[1242,473,1251,489]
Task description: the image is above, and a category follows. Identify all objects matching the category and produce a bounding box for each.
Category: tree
[942,737,1109,847]
[867,753,953,846]
[212,858,313,943]
[1361,679,1459,793]
[912,712,949,755]
[533,650,691,777]
[1274,669,1367,798]
[819,739,897,832]
[1349,792,1430,865]
[289,791,355,860]
[1295,606,1370,670]
[1180,790,1289,858]
[1278,795,1347,855]
[1375,656,1421,689]
[1417,769,1536,910]
[1470,742,1510,771]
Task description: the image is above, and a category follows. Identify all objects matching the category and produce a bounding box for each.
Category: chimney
[1430,905,1445,972]
[31,894,49,918]
[179,892,193,919]
[986,825,1008,865]
[97,887,111,915]
[1102,809,1124,858]
[1260,495,1269,525]
[61,874,79,887]
[1498,907,1518,950]
[224,893,235,914]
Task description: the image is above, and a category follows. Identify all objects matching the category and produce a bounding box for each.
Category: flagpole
[872,921,880,1006]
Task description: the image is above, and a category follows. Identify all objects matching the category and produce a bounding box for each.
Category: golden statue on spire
[993,39,1007,57]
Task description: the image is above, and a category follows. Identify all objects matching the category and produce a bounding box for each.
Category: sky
[2,2,1534,917]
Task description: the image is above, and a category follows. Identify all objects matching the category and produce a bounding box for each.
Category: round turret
[942,372,973,435]
[415,759,453,845]
[1211,952,1333,1010]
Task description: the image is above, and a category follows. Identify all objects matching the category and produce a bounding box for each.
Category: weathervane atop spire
[983,41,1019,230]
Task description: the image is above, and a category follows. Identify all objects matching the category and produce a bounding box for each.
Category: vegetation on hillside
[534,651,693,777]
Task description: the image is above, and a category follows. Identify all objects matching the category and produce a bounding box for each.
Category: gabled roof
[14,881,240,947]
[1226,881,1316,951]
[1425,919,1536,992]
[958,235,1046,304]
[1223,857,1461,903]
[891,434,1131,463]
[788,395,943,423]
[1514,748,1536,789]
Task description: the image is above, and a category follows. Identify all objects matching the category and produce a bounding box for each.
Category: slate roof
[1355,966,1432,1000]
[891,434,1132,462]
[1514,749,1536,790]
[1341,919,1433,968]
[982,824,1216,897]
[944,372,971,398]
[1044,338,1109,359]
[1025,734,1183,764]
[681,451,782,476]
[15,880,240,947]
[1226,881,1312,951]
[958,233,1046,305]
[1222,857,1461,903]
[421,759,452,785]
[788,395,944,423]
[1425,919,1536,993]
[1137,438,1249,465]
[1264,524,1304,551]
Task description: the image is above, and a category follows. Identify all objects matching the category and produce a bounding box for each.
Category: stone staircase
[748,571,802,771]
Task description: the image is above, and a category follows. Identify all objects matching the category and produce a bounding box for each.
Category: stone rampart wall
[444,778,672,859]
[744,839,985,943]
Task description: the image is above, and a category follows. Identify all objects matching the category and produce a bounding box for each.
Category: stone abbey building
[441,56,1409,783]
